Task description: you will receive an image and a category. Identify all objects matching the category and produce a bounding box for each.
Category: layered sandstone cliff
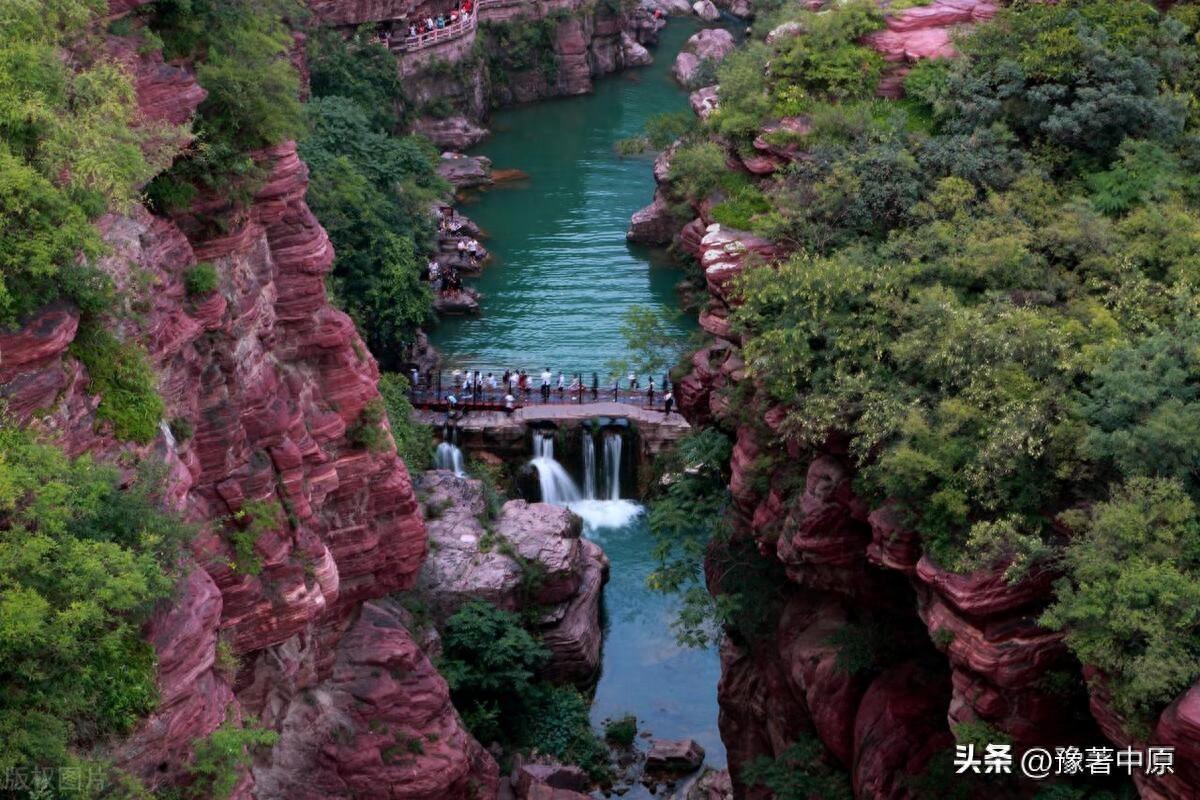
[635,1,1200,797]
[0,6,496,797]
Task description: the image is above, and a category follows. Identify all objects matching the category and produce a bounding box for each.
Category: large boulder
[688,28,735,61]
[693,0,721,21]
[413,116,489,150]
[621,31,653,67]
[414,472,608,682]
[628,190,686,245]
[437,152,493,191]
[646,739,706,773]
[673,28,735,86]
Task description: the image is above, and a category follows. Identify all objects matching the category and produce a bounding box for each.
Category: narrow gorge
[2,1,1200,800]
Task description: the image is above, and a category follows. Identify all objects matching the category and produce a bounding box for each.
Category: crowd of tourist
[409,367,676,417]
[402,0,475,43]
[427,259,464,294]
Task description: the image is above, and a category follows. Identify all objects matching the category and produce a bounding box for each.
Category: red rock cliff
[653,2,1200,798]
[0,8,497,798]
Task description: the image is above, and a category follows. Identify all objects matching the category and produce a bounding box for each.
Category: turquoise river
[427,18,728,772]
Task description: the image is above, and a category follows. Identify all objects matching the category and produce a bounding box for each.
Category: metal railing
[391,12,476,52]
[408,374,676,412]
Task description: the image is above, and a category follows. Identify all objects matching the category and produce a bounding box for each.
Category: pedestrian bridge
[412,400,690,461]
[408,387,676,415]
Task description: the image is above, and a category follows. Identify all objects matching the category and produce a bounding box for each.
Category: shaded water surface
[427,21,705,377]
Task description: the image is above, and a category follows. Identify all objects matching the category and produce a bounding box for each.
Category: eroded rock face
[414,116,490,150]
[414,471,609,682]
[0,8,496,794]
[249,599,499,800]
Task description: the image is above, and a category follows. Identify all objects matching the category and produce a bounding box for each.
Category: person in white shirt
[628,372,638,390]
[556,371,565,399]
[504,392,515,414]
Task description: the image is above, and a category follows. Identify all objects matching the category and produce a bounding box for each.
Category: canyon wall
[0,6,496,797]
[310,0,662,134]
[643,1,1200,798]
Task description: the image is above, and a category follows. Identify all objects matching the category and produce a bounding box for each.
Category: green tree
[0,426,187,779]
[1043,479,1200,719]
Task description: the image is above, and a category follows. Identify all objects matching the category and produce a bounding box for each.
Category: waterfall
[436,441,466,476]
[603,431,622,500]
[582,431,598,500]
[530,431,582,505]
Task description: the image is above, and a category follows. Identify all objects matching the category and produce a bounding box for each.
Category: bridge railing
[391,12,476,53]
[408,381,676,411]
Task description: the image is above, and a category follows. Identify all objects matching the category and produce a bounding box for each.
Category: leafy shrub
[378,373,435,470]
[70,321,165,443]
[0,426,186,779]
[937,0,1189,160]
[668,141,730,204]
[224,499,282,575]
[169,415,195,443]
[743,736,852,800]
[184,262,219,297]
[514,686,610,781]
[307,26,404,131]
[438,601,550,743]
[184,717,279,800]
[603,714,638,747]
[438,601,608,778]
[147,0,303,194]
[645,111,696,149]
[348,399,389,453]
[1042,478,1200,719]
[299,97,440,363]
[0,0,181,327]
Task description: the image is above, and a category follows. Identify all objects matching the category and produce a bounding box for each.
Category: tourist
[487,372,498,399]
[628,371,638,390]
[612,375,620,401]
[663,390,674,417]
[509,370,519,394]
[504,392,515,414]
[556,371,565,399]
[647,380,655,407]
[410,367,420,392]
[568,375,582,400]
[436,14,446,28]
[591,372,599,401]
[519,370,529,397]
[540,367,552,401]
[456,239,466,259]
[409,22,417,37]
